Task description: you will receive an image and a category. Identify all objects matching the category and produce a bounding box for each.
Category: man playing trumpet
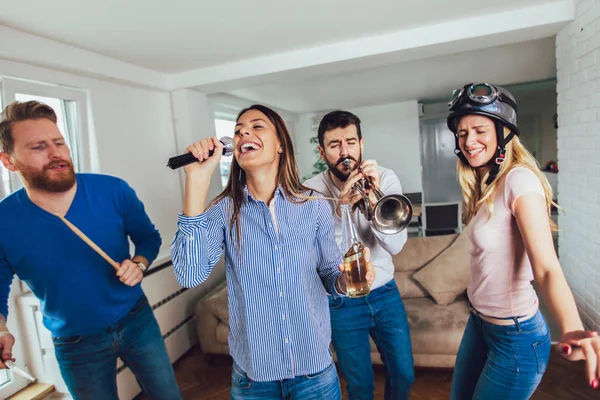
[304,110,415,400]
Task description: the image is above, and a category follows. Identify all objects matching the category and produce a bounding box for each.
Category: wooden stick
[56,214,120,271]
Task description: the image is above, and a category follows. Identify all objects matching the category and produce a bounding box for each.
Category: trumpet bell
[372,194,413,235]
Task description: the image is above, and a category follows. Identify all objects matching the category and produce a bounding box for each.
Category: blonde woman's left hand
[557,330,600,389]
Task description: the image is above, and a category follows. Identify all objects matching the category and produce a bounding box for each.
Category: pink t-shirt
[467,166,544,318]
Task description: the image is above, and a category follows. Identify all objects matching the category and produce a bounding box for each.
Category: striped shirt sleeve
[171,200,226,288]
[314,198,343,296]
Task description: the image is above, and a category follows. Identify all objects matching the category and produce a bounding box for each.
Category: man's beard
[17,159,76,193]
[327,153,362,182]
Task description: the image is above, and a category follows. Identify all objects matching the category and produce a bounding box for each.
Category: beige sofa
[195,232,472,368]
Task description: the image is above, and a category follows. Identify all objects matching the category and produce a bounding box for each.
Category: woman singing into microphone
[171,104,373,400]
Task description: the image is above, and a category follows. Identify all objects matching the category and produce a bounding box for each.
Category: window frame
[213,115,236,189]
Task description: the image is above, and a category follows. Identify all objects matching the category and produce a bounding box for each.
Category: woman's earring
[278,147,283,154]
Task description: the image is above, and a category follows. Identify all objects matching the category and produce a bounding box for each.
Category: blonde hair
[458,126,558,231]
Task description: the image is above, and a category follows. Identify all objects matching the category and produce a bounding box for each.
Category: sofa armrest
[194,283,229,355]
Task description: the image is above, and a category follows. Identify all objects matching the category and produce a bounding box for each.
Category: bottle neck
[340,204,360,244]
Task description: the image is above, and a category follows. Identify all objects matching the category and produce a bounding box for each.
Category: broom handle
[57,214,120,271]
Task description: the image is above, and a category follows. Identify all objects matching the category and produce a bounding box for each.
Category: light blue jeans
[450,308,551,400]
[230,361,341,400]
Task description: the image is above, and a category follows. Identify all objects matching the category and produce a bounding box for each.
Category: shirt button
[274,245,278,251]
[277,268,281,273]
[280,291,283,297]
[285,338,289,343]
[282,314,286,320]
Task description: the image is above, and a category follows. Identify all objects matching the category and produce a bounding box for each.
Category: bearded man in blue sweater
[0,101,182,400]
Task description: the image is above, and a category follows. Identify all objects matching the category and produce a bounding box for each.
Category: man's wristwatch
[135,261,148,273]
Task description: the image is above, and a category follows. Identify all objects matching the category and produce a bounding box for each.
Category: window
[0,366,25,400]
[0,77,91,397]
[0,290,30,398]
[214,119,235,187]
[0,95,8,200]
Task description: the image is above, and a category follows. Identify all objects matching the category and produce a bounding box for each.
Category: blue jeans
[450,309,551,400]
[229,361,341,399]
[328,279,415,400]
[52,295,182,400]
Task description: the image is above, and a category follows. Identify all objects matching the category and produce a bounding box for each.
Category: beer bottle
[340,203,370,297]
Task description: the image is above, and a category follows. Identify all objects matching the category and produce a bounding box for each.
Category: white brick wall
[556,0,600,331]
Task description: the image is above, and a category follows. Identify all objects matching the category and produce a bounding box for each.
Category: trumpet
[342,159,413,235]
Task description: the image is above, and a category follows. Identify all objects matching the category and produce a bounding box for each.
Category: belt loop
[513,317,522,331]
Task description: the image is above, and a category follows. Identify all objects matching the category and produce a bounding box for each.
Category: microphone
[167,136,234,170]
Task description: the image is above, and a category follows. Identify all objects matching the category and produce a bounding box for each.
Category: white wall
[555,0,600,331]
[514,86,558,166]
[295,100,422,194]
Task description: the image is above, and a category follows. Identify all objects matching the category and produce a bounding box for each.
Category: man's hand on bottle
[336,246,376,294]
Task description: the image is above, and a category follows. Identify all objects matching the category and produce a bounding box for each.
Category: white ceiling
[1,0,561,73]
[226,37,558,113]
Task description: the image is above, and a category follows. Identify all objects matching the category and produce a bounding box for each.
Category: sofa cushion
[393,234,458,272]
[203,286,229,325]
[394,271,428,298]
[412,230,472,306]
[402,296,469,356]
[216,322,229,345]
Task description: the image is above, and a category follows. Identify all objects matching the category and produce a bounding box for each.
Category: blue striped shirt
[171,187,342,382]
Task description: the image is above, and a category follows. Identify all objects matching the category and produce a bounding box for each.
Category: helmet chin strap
[454,121,517,185]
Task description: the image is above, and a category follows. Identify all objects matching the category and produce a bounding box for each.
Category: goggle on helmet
[447,83,520,165]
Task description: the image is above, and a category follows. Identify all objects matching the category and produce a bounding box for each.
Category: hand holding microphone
[177,137,224,176]
[176,137,234,216]
[167,136,234,170]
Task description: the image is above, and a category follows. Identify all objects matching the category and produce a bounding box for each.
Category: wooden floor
[136,346,600,400]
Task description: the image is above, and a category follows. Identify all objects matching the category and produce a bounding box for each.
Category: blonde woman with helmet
[170,104,374,400]
[446,83,600,399]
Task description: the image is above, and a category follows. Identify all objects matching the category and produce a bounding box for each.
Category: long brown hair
[458,126,558,231]
[208,104,314,240]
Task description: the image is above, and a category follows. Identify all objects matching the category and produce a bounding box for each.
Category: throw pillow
[394,271,429,298]
[392,234,458,272]
[412,230,472,305]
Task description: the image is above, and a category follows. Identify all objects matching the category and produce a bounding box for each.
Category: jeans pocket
[532,334,551,374]
[382,279,398,291]
[305,363,334,379]
[129,295,149,315]
[328,295,345,310]
[52,335,83,347]
[232,363,252,389]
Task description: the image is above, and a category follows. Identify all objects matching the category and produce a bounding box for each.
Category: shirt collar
[243,185,284,202]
